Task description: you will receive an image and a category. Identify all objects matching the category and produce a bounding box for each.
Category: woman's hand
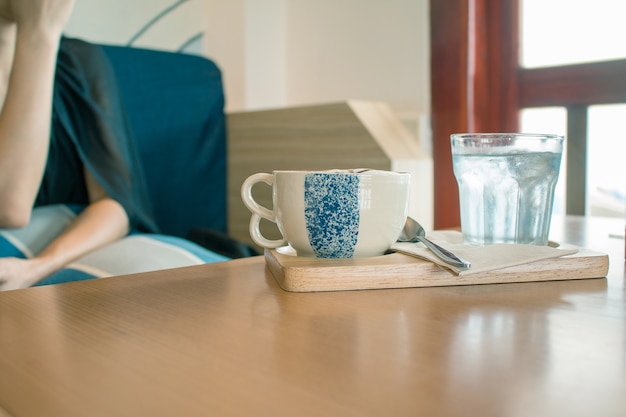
[0,257,45,291]
[9,0,75,38]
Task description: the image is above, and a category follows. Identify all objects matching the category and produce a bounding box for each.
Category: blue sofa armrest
[100,45,227,238]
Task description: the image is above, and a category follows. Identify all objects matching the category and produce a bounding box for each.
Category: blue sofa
[103,44,228,238]
[0,44,255,287]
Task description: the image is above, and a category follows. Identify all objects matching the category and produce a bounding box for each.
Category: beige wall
[66,0,430,137]
[205,1,430,125]
[285,2,429,114]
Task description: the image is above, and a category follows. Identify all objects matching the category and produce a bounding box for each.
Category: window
[521,0,626,68]
[520,0,626,218]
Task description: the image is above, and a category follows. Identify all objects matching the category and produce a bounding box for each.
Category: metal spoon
[397,217,471,270]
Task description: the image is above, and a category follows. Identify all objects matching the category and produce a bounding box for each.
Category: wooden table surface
[1,216,624,417]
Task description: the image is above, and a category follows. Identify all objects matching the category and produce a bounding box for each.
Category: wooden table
[1,216,624,417]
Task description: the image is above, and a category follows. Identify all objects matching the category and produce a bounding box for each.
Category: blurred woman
[0,0,158,290]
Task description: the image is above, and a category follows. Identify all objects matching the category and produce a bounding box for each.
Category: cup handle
[241,173,287,249]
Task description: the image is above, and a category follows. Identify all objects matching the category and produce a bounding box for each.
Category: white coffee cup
[241,169,410,258]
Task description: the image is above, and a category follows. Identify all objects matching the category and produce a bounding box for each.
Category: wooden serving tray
[264,244,609,292]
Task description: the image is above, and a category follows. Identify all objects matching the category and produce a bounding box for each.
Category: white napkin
[390,230,579,276]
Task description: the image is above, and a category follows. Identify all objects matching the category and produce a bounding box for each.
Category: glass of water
[450,133,565,246]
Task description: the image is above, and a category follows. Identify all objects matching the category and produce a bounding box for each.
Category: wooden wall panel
[430,0,470,229]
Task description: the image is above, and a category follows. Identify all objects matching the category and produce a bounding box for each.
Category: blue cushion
[0,204,229,287]
[37,233,228,286]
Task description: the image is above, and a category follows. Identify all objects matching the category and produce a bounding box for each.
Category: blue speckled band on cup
[304,173,360,258]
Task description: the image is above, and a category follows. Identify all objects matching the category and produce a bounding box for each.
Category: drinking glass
[451,133,564,246]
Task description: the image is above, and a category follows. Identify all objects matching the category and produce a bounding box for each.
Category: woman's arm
[0,168,130,291]
[0,198,129,291]
[0,0,75,228]
[31,167,130,276]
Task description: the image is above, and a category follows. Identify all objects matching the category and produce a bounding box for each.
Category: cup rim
[272,169,410,177]
[450,132,564,141]
[450,133,565,154]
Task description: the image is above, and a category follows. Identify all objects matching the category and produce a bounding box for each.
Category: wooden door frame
[430,0,519,229]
